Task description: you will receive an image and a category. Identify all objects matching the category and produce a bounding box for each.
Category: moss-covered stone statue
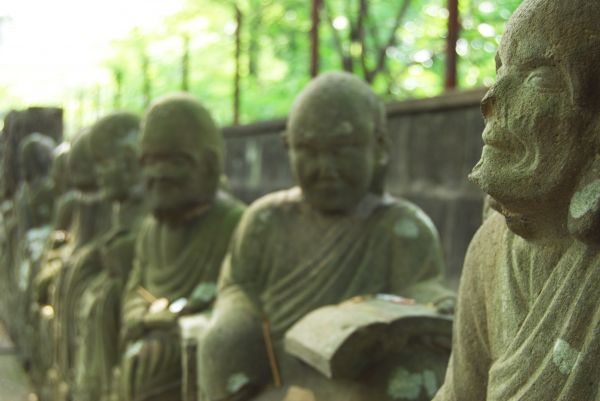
[15,133,55,235]
[71,112,146,401]
[198,72,454,401]
[119,93,245,401]
[51,142,78,231]
[13,133,55,367]
[49,130,112,399]
[433,1,600,400]
[13,133,55,295]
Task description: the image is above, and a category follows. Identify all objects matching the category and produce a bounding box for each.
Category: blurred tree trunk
[310,0,322,78]
[112,67,123,109]
[324,0,411,83]
[141,50,152,108]
[445,0,460,89]
[233,5,243,124]
[247,0,261,78]
[181,33,190,91]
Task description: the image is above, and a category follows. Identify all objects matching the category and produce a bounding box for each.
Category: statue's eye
[525,66,562,91]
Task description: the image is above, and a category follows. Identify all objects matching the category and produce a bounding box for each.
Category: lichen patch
[552,338,580,375]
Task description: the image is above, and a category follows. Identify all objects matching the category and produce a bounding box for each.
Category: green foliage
[75,0,521,128]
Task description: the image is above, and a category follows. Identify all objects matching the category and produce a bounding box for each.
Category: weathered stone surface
[50,130,113,398]
[433,1,600,400]
[285,297,452,380]
[198,72,454,401]
[119,93,245,401]
[72,112,145,401]
[223,89,486,282]
[2,107,63,199]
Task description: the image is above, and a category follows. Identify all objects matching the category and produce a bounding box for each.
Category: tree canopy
[56,0,523,130]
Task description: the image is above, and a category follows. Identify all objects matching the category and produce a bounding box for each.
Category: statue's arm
[217,205,269,308]
[389,208,455,306]
[198,207,271,399]
[121,223,150,342]
[432,221,495,401]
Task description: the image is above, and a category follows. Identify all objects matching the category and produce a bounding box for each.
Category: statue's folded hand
[122,318,146,342]
[143,310,178,330]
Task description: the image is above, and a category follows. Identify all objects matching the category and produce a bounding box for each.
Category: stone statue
[432,1,600,400]
[49,130,113,399]
[119,93,245,401]
[15,133,55,235]
[51,142,78,231]
[198,72,454,401]
[71,112,146,401]
[29,143,73,390]
[13,133,55,368]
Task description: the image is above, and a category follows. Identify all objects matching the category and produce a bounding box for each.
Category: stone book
[284,296,452,380]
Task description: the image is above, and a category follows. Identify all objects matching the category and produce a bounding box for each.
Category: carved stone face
[68,130,98,193]
[469,0,600,210]
[51,143,72,196]
[89,113,141,202]
[20,133,54,183]
[287,73,386,214]
[140,149,214,215]
[96,145,139,202]
[140,94,222,218]
[288,108,377,214]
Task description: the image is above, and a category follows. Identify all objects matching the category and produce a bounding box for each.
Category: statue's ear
[568,155,600,245]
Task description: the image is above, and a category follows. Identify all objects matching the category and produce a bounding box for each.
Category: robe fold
[201,187,452,400]
[73,199,144,401]
[433,212,600,401]
[52,194,112,384]
[121,191,244,401]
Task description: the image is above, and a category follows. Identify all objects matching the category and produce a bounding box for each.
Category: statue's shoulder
[461,211,508,282]
[213,190,247,219]
[229,187,303,240]
[377,194,441,242]
[469,211,507,254]
[244,187,303,218]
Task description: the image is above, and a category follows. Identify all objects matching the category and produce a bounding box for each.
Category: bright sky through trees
[0,0,183,106]
[0,0,521,134]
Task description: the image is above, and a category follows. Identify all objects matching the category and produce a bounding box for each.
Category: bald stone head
[140,93,223,218]
[51,142,71,196]
[286,72,389,214]
[68,129,98,193]
[19,133,55,183]
[88,112,141,202]
[470,0,600,218]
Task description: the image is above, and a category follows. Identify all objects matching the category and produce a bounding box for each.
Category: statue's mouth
[482,125,516,153]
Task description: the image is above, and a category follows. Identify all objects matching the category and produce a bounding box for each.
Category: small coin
[149,298,169,314]
[169,298,188,314]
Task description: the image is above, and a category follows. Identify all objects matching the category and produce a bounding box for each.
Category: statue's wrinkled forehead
[502,0,600,64]
[141,93,222,160]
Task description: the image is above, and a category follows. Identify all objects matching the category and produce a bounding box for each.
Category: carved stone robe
[121,192,244,401]
[52,193,112,386]
[433,212,600,401]
[200,187,452,400]
[73,199,145,401]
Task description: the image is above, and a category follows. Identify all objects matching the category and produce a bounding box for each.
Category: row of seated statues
[1,71,455,401]
[3,0,600,399]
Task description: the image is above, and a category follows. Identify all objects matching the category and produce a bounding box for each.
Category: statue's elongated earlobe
[568,156,600,245]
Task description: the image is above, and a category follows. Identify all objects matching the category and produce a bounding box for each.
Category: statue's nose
[481,87,497,119]
[316,155,339,180]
